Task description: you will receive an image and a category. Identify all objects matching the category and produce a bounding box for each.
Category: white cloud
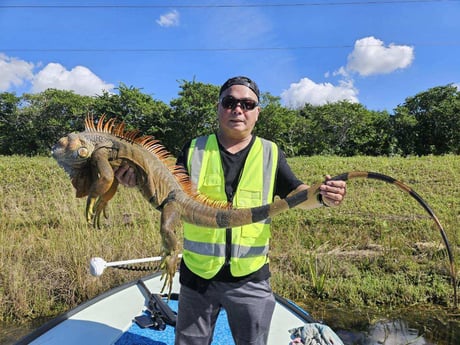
[345,36,414,76]
[0,53,34,91]
[332,66,349,78]
[304,36,415,109]
[31,63,114,96]
[281,77,359,109]
[156,10,180,27]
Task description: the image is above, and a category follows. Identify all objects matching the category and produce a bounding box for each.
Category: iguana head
[52,132,95,170]
[52,132,95,197]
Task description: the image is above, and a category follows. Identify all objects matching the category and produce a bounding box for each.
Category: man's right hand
[115,164,137,187]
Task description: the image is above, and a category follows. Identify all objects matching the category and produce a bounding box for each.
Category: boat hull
[16,272,317,345]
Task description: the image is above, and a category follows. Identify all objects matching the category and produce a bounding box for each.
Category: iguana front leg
[85,149,116,225]
[159,200,181,298]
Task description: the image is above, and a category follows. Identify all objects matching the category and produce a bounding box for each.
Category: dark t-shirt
[176,135,303,291]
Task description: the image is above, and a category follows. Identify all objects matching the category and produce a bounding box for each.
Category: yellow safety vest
[183,134,278,279]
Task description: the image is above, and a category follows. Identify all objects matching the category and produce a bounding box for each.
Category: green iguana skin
[52,115,325,295]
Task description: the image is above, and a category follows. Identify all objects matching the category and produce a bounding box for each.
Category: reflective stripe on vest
[183,134,278,279]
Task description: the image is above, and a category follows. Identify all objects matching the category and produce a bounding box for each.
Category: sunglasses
[220,95,259,111]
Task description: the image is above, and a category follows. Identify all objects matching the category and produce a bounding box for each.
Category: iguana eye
[77,147,89,158]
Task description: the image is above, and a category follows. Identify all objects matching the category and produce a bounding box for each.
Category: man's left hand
[319,175,346,207]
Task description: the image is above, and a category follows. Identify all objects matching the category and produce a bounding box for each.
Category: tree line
[0,81,459,157]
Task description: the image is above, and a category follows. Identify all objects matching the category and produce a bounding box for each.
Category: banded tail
[188,170,457,306]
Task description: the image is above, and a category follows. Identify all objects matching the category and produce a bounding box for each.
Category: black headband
[219,76,260,100]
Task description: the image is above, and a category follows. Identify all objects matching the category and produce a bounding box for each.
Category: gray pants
[175,279,276,345]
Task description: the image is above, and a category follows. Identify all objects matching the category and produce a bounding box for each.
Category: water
[1,306,459,344]
[0,320,42,345]
[0,317,53,345]
[310,303,460,345]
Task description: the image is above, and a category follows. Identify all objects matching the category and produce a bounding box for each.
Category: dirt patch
[324,243,385,259]
[315,242,443,260]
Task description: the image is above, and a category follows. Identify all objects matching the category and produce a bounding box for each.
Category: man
[116,76,346,345]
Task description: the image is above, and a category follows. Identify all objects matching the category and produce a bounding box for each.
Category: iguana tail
[185,171,457,307]
[181,181,322,228]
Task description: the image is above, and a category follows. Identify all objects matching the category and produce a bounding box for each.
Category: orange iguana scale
[52,115,456,305]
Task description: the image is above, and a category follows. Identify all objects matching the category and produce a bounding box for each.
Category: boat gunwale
[14,272,162,345]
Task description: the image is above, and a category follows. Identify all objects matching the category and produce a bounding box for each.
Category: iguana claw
[159,252,180,299]
[93,197,109,228]
[85,196,108,228]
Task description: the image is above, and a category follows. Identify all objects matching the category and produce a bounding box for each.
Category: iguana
[51,115,327,294]
[52,115,457,305]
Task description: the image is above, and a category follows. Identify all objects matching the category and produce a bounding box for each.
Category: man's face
[217,85,260,139]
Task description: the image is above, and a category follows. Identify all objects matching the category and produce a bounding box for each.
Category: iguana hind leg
[92,179,119,228]
[158,200,181,298]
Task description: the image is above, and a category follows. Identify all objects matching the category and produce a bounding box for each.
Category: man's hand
[319,175,346,207]
[114,164,137,187]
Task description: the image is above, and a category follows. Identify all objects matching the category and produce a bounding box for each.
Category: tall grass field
[0,154,459,323]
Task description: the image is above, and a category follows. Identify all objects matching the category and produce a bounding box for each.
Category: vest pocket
[186,227,225,243]
[241,226,264,238]
[199,174,224,197]
[235,189,261,207]
[203,174,222,186]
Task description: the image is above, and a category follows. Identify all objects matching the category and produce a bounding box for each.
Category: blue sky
[1,0,459,112]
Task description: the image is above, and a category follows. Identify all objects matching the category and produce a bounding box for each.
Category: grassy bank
[0,155,459,322]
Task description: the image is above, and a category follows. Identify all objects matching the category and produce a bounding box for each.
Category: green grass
[0,154,459,322]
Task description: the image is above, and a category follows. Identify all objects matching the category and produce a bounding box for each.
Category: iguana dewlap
[51,115,324,295]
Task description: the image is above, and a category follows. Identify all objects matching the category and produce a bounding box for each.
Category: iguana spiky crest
[83,114,224,207]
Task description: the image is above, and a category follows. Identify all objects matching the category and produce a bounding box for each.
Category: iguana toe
[93,198,109,228]
[86,197,97,224]
[159,253,179,299]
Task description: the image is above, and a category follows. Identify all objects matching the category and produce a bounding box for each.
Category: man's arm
[276,151,346,207]
[287,175,346,209]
